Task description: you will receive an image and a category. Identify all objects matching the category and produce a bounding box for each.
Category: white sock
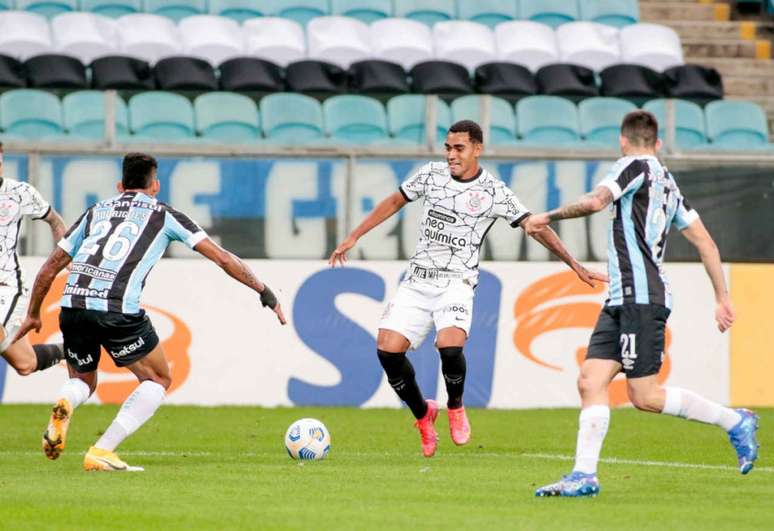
[58,378,91,409]
[95,381,166,452]
[662,387,742,431]
[573,405,610,475]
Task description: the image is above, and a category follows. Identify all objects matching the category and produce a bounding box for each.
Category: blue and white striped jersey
[600,155,699,309]
[58,191,207,314]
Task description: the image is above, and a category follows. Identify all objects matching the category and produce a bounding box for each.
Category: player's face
[445,132,482,178]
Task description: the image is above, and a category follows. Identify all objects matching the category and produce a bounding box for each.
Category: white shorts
[0,283,29,331]
[379,278,474,350]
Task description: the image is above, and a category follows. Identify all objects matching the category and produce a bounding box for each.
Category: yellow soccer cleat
[83,447,144,472]
[42,399,73,460]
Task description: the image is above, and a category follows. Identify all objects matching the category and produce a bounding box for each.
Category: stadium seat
[494,20,558,72]
[579,0,639,27]
[154,56,218,90]
[387,94,451,145]
[145,0,206,21]
[536,64,598,99]
[323,95,388,145]
[25,53,88,88]
[556,22,621,72]
[63,90,129,138]
[600,64,665,101]
[331,0,392,23]
[410,61,472,94]
[642,98,708,149]
[16,0,76,18]
[0,11,52,61]
[394,0,455,25]
[117,14,182,64]
[243,17,305,68]
[91,55,154,89]
[194,92,260,142]
[457,0,519,28]
[260,92,325,144]
[178,15,244,67]
[51,12,119,65]
[451,95,517,145]
[516,95,580,143]
[81,0,142,18]
[370,18,433,71]
[705,100,771,149]
[433,21,497,72]
[663,64,723,103]
[0,54,27,87]
[348,60,409,94]
[307,16,371,70]
[474,62,537,98]
[208,0,264,22]
[520,0,579,28]
[620,23,683,72]
[219,57,284,92]
[578,97,636,144]
[262,0,329,26]
[286,59,347,94]
[128,91,195,140]
[0,88,65,138]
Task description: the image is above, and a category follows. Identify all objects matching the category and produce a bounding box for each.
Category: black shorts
[586,303,671,378]
[59,308,160,373]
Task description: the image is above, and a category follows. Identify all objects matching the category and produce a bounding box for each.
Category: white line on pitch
[522,452,774,473]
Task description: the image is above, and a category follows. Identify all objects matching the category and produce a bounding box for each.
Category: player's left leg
[1,337,64,376]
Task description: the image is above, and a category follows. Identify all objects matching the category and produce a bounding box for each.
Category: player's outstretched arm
[14,247,72,342]
[329,191,408,267]
[525,223,609,288]
[680,219,735,332]
[523,186,614,236]
[42,208,67,243]
[194,238,287,325]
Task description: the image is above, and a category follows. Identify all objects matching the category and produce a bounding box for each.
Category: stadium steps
[640,2,730,22]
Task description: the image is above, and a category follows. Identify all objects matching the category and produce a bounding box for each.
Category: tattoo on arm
[546,186,614,222]
[224,251,265,294]
[29,248,71,317]
[531,227,578,270]
[44,210,67,242]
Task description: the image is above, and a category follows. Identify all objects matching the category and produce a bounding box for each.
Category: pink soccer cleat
[448,406,471,445]
[414,399,439,457]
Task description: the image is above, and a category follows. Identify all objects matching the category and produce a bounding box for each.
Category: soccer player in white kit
[330,121,607,457]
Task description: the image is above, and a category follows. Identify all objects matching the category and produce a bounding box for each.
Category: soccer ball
[284,418,331,460]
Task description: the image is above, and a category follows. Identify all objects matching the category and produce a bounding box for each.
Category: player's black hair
[448,120,484,144]
[122,152,158,189]
[621,110,658,147]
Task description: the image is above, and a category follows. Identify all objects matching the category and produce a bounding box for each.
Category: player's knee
[577,374,601,399]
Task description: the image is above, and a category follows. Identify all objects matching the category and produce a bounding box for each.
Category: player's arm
[41,208,67,243]
[329,191,407,266]
[523,186,614,236]
[194,238,286,325]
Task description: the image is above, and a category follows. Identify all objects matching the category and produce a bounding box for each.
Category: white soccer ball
[284,418,331,460]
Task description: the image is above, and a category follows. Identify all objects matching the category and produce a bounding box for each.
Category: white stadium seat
[179,15,244,66]
[370,18,433,70]
[307,16,371,69]
[619,23,683,72]
[51,12,118,65]
[0,11,52,61]
[118,13,182,64]
[433,20,496,72]
[243,17,306,67]
[556,21,620,72]
[495,20,559,72]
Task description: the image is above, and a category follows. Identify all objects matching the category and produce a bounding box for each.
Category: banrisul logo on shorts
[423,209,466,250]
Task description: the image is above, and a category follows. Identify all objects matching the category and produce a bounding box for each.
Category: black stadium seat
[474,62,537,99]
[91,56,155,90]
[536,63,598,99]
[154,56,218,91]
[0,54,26,88]
[348,60,409,94]
[410,60,472,94]
[664,64,723,103]
[600,64,665,101]
[25,54,88,89]
[218,57,285,92]
[285,60,347,95]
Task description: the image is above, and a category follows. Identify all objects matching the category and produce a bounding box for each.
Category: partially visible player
[15,152,286,472]
[0,142,68,376]
[526,111,759,497]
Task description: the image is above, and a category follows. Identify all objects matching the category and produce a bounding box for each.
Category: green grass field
[0,405,771,530]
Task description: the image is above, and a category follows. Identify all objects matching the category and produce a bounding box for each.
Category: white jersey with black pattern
[0,178,50,287]
[400,162,530,284]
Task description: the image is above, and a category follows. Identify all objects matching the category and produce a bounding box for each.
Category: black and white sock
[439,346,466,409]
[33,343,64,372]
[377,350,427,419]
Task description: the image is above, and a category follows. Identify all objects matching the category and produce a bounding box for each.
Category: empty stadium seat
[433,21,497,72]
[0,11,52,60]
[179,15,244,67]
[600,64,665,101]
[81,0,142,18]
[263,0,329,25]
[63,90,129,138]
[495,20,558,72]
[536,64,598,98]
[394,0,455,26]
[620,23,683,72]
[451,95,517,145]
[323,95,388,144]
[307,16,371,69]
[663,64,723,103]
[219,57,284,92]
[260,92,325,144]
[516,95,580,143]
[474,62,537,98]
[91,55,154,89]
[51,12,118,65]
[128,91,194,139]
[16,0,77,18]
[0,88,65,138]
[208,0,264,22]
[370,18,433,71]
[387,94,451,145]
[521,0,578,28]
[458,0,518,28]
[578,97,636,144]
[0,54,27,87]
[349,60,409,94]
[286,59,347,94]
[331,0,391,22]
[194,92,260,142]
[25,53,88,88]
[579,0,639,27]
[145,0,205,21]
[410,61,472,94]
[154,56,217,90]
[118,14,182,64]
[642,98,708,149]
[556,22,621,72]
[705,100,771,149]
[243,17,305,68]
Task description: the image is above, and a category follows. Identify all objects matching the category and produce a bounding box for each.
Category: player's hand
[271,302,287,326]
[574,264,609,288]
[522,213,551,236]
[715,297,735,333]
[13,315,41,343]
[329,237,356,267]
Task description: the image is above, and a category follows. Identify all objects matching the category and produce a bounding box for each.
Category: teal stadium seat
[457,0,519,29]
[578,97,637,145]
[705,100,773,150]
[642,99,708,149]
[208,0,265,22]
[63,90,129,139]
[516,95,580,144]
[387,95,451,146]
[394,0,455,26]
[16,0,76,18]
[263,0,329,25]
[0,89,65,138]
[0,0,14,10]
[260,93,325,144]
[194,92,261,143]
[128,92,195,140]
[145,0,206,21]
[579,0,638,28]
[80,0,141,17]
[331,0,391,22]
[323,95,388,145]
[520,0,578,29]
[451,95,517,145]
